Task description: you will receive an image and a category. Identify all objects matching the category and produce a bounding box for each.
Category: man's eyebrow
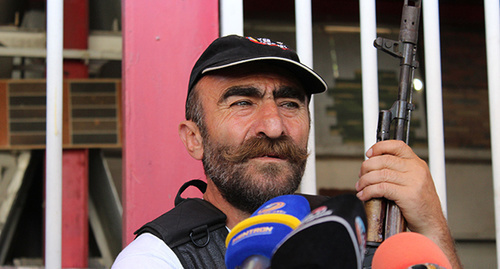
[219,86,263,102]
[273,86,307,102]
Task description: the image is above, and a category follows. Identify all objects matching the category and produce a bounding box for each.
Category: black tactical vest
[135,179,329,269]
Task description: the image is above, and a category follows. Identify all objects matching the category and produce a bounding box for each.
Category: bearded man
[112,35,461,269]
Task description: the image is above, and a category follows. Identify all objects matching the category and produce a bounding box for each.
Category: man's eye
[231,100,253,107]
[281,101,300,109]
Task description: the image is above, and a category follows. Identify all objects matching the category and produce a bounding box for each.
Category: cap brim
[201,57,328,95]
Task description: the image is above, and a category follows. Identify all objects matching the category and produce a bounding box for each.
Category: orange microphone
[372,232,452,269]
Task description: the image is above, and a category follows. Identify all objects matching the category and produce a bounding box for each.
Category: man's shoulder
[112,233,183,269]
[135,198,227,248]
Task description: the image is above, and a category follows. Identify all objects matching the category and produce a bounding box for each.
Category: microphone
[271,194,367,269]
[225,195,310,269]
[372,232,452,269]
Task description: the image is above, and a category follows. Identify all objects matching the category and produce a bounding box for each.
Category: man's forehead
[220,84,307,101]
[199,73,307,101]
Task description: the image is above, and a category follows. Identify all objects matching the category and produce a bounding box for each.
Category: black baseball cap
[188,35,328,96]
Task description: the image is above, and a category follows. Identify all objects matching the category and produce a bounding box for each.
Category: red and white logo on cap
[246,37,290,50]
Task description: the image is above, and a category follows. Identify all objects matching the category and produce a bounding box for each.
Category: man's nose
[254,102,285,138]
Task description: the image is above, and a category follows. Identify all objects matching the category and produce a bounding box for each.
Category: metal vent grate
[0,79,122,149]
[8,82,47,146]
[70,81,120,145]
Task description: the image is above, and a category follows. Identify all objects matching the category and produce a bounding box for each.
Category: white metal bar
[220,0,244,36]
[295,0,317,195]
[359,0,379,155]
[484,0,500,267]
[423,0,448,216]
[45,0,63,268]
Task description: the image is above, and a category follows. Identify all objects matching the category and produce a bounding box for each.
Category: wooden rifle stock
[364,0,422,267]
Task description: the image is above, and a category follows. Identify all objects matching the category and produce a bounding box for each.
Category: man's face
[196,65,311,214]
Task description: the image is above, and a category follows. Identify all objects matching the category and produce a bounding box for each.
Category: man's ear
[178,120,204,160]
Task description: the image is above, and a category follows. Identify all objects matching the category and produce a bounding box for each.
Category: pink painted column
[121,0,219,245]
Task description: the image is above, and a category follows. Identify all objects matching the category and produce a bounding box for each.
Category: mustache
[221,136,309,164]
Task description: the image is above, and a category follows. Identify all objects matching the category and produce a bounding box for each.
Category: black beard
[202,135,308,214]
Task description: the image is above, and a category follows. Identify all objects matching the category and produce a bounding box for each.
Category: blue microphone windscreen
[251,194,310,220]
[225,195,311,269]
[225,222,294,269]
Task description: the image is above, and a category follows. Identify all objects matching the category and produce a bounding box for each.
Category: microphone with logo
[225,195,311,269]
[271,194,368,269]
[372,232,452,269]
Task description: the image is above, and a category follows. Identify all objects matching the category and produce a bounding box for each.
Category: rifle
[363,0,422,267]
